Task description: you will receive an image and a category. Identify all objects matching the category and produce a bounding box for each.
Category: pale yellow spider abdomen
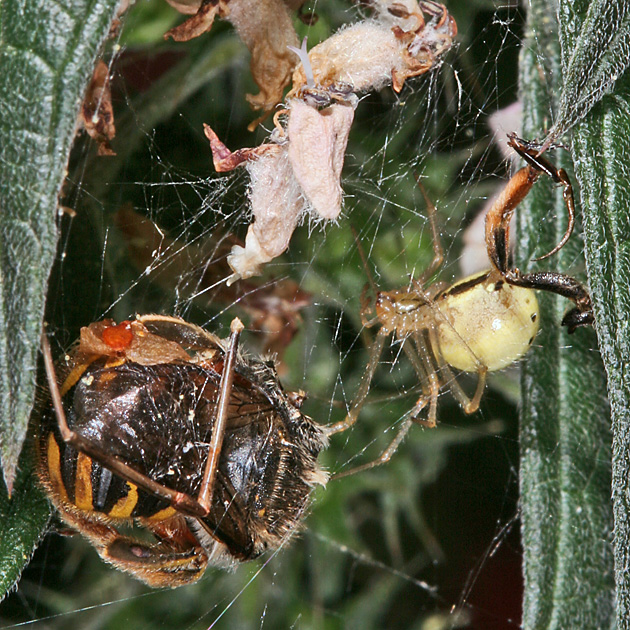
[435,271,540,373]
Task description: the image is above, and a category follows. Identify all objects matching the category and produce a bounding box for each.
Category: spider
[326,135,593,477]
[38,314,328,587]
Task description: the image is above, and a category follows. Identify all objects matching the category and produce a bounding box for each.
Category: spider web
[2,1,536,628]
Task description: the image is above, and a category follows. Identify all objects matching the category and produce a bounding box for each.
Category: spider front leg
[413,178,444,287]
[360,283,379,327]
[332,417,415,479]
[325,331,388,437]
[484,138,593,332]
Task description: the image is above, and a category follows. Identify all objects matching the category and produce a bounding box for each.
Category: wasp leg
[197,318,243,513]
[51,500,208,587]
[484,164,539,274]
[484,138,593,332]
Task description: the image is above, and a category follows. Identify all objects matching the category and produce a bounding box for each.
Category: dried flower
[165,0,305,119]
[291,0,456,95]
[287,99,355,221]
[205,96,356,283]
[202,1,456,282]
[81,60,116,156]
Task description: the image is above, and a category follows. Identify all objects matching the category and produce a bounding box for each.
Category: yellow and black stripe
[42,427,174,521]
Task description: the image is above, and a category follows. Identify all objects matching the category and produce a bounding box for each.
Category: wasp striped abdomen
[38,315,328,586]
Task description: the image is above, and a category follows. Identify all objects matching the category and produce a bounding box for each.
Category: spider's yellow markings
[436,272,540,373]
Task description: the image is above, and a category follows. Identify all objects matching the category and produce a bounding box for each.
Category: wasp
[38,315,328,587]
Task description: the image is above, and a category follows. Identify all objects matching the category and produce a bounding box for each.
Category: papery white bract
[206,1,456,283]
[288,100,355,221]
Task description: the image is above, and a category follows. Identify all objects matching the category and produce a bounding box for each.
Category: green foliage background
[0,0,622,628]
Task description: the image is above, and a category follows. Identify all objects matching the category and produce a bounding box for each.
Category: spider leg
[333,332,441,479]
[332,418,414,479]
[360,283,380,327]
[427,327,487,414]
[325,330,388,436]
[402,339,438,427]
[413,177,444,287]
[351,225,381,320]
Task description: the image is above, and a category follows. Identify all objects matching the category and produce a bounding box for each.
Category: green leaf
[518,1,614,628]
[550,0,630,143]
[0,445,51,601]
[572,74,630,630]
[0,0,121,490]
[0,0,122,596]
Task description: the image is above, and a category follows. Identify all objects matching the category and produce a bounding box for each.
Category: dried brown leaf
[165,0,305,119]
[204,123,281,171]
[81,60,116,156]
